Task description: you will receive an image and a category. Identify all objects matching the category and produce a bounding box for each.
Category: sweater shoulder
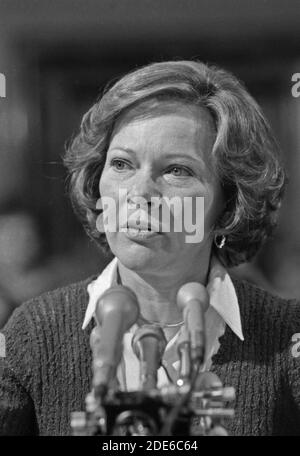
[231,276,300,335]
[27,275,94,316]
[232,276,300,306]
[27,275,95,312]
[2,275,96,344]
[1,276,96,398]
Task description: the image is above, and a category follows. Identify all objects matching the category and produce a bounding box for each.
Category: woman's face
[99,101,224,276]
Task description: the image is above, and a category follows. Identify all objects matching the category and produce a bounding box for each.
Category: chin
[107,235,162,273]
[117,247,159,273]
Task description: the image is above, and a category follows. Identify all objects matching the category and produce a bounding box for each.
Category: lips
[126,222,161,232]
[120,217,162,232]
[124,226,162,241]
[118,209,168,233]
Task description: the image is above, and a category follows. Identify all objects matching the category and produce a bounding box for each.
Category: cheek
[104,231,127,259]
[203,186,224,228]
[99,170,109,197]
[99,169,121,202]
[104,230,116,248]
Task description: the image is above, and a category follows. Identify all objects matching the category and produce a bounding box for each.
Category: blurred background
[0,0,300,328]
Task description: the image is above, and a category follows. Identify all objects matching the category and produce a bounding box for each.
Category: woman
[0,60,299,436]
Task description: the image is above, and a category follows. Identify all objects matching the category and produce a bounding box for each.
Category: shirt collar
[206,256,244,341]
[82,256,244,341]
[82,257,118,330]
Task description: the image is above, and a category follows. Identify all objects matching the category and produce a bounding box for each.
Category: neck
[117,254,211,329]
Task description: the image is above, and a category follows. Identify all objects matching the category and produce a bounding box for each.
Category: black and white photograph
[0,0,300,439]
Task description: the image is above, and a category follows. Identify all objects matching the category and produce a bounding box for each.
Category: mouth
[120,220,163,232]
[123,225,163,240]
[128,224,161,232]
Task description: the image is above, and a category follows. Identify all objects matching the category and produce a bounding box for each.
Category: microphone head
[176,282,208,364]
[176,282,209,312]
[195,371,223,390]
[95,285,140,331]
[92,286,139,397]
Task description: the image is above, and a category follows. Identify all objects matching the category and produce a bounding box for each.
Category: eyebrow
[108,147,136,155]
[108,147,205,166]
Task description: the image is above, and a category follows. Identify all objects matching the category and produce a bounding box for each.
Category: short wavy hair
[64,60,286,268]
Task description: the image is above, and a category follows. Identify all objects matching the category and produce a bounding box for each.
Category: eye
[111,159,132,171]
[165,165,193,177]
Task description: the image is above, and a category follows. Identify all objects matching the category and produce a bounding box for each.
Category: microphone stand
[132,324,167,391]
[176,326,192,387]
[71,283,236,436]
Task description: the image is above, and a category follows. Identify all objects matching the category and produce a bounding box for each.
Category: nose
[127,170,162,205]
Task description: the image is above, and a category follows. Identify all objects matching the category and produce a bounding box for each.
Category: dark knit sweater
[0,276,300,436]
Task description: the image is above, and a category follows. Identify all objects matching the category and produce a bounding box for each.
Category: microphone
[132,325,167,391]
[91,285,140,398]
[195,371,223,390]
[176,282,209,365]
[190,372,229,436]
[176,326,191,386]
